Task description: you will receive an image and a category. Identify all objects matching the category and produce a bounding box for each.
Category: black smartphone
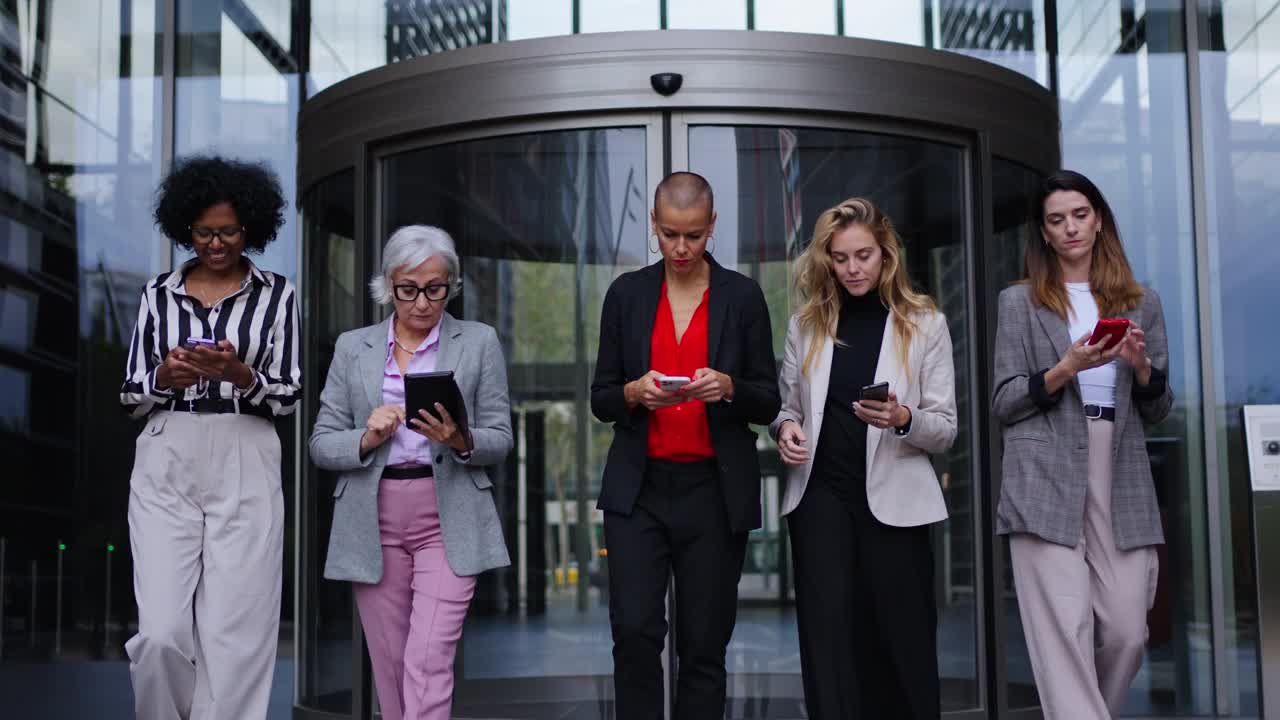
[859,381,890,403]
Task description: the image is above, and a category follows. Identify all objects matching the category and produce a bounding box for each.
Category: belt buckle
[1084,404,1103,419]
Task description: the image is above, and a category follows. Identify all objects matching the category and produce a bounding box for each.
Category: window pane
[508,0,573,39]
[754,0,836,34]
[989,157,1041,711]
[936,0,1049,86]
[1056,1,1214,714]
[0,2,165,715]
[299,169,358,714]
[580,0,659,33]
[174,5,300,712]
[1198,1,1280,715]
[843,2,927,46]
[669,0,748,30]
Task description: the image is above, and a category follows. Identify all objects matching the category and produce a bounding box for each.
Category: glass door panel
[681,119,979,715]
[381,120,658,719]
[300,169,360,715]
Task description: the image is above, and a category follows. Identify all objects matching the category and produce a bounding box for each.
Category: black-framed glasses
[189,225,245,244]
[393,283,450,303]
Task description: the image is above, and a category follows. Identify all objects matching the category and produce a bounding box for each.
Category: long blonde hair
[793,197,936,377]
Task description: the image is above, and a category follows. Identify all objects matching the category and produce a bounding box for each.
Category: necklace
[393,335,422,354]
[193,279,242,307]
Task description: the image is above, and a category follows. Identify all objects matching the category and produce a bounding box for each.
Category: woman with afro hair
[119,155,300,720]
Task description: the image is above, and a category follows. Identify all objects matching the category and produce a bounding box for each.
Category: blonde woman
[770,197,957,718]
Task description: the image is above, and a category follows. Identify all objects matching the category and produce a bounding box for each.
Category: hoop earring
[650,234,659,254]
[707,234,716,255]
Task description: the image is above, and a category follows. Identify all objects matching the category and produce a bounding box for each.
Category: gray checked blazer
[309,313,512,581]
[992,283,1174,551]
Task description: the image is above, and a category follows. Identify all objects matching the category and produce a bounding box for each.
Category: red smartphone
[1088,318,1130,351]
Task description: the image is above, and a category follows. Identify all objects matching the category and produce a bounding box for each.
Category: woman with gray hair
[309,225,512,720]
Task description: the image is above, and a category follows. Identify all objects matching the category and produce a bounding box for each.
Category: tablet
[404,371,470,438]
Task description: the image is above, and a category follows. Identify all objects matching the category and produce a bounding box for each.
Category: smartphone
[658,375,692,391]
[859,381,890,403]
[184,337,218,350]
[1088,318,1130,352]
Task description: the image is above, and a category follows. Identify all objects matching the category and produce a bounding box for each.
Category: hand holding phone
[1088,318,1130,352]
[859,381,890,403]
[658,375,692,392]
[626,370,684,411]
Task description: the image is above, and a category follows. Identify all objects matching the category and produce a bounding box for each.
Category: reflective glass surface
[299,169,358,714]
[688,124,978,713]
[989,157,1042,712]
[0,2,166,717]
[172,4,303,710]
[384,126,650,718]
[1198,1,1280,714]
[1056,1,1213,714]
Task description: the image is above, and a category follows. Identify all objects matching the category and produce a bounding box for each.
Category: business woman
[770,197,957,719]
[309,225,512,720]
[993,170,1172,719]
[120,155,299,720]
[591,171,780,720]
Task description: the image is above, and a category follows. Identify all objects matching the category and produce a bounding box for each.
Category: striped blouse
[119,258,301,419]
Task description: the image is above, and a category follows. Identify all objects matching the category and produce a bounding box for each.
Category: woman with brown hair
[993,170,1172,718]
[770,197,957,718]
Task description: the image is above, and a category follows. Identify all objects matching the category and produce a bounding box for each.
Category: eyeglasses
[190,225,245,244]
[393,283,450,303]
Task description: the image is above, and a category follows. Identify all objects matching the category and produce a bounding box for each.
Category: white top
[1066,282,1117,408]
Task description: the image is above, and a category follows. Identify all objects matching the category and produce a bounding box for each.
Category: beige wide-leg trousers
[125,410,284,720]
[1010,418,1159,720]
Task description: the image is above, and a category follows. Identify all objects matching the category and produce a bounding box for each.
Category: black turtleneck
[812,289,889,502]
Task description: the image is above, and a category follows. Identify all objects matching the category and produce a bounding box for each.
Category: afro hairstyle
[154,155,286,252]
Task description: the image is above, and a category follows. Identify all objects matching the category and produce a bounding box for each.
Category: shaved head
[654,171,714,218]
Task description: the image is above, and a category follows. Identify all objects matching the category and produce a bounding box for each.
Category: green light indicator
[107,544,115,553]
[58,543,66,551]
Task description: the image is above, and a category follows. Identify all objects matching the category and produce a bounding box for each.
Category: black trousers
[789,469,940,719]
[604,459,749,720]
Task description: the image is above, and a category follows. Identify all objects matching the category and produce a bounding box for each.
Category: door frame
[295,29,1060,720]
[670,110,990,720]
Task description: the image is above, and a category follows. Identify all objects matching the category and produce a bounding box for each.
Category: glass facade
[0,2,1274,719]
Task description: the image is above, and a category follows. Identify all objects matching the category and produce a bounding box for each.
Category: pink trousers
[353,477,476,720]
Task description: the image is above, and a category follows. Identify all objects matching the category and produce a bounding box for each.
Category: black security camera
[650,73,683,97]
[1265,440,1280,456]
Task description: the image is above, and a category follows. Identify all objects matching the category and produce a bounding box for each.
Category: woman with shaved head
[591,171,780,719]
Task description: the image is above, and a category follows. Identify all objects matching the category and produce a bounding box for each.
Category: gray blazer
[309,313,512,581]
[992,284,1174,551]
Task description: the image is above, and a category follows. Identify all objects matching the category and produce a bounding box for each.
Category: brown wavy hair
[793,197,936,377]
[1026,170,1143,319]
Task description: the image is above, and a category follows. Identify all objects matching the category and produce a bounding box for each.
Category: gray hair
[369,224,462,305]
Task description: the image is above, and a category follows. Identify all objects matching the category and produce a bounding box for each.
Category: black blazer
[591,256,781,533]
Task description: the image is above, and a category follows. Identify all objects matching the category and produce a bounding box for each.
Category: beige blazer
[769,309,958,526]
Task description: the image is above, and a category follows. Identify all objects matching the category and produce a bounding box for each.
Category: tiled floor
[0,589,1258,719]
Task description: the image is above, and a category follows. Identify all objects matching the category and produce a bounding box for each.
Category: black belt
[382,465,433,480]
[1083,404,1116,421]
[165,396,273,420]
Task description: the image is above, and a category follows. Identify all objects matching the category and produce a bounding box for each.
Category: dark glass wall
[299,168,359,715]
[0,2,164,717]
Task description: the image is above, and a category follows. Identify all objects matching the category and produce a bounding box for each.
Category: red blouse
[646,282,715,461]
